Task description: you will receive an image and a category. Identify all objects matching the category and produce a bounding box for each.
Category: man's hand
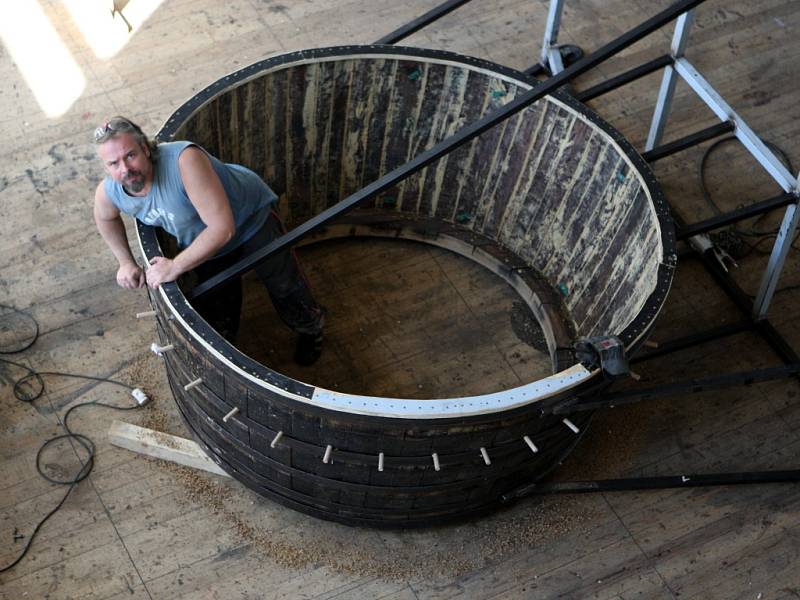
[117,262,146,289]
[146,256,180,289]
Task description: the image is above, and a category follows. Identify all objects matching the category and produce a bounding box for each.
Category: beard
[123,171,145,194]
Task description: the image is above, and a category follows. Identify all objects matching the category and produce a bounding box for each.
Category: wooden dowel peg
[629,370,642,381]
[523,435,538,453]
[222,407,239,423]
[378,452,385,472]
[183,377,203,391]
[323,444,333,464]
[480,447,491,465]
[644,340,659,348]
[150,342,174,356]
[270,431,283,448]
[432,453,440,471]
[563,418,580,434]
[136,310,157,319]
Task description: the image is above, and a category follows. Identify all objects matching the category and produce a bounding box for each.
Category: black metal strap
[551,363,800,414]
[575,54,673,102]
[677,191,798,240]
[631,321,752,363]
[502,469,800,502]
[642,120,735,163]
[374,0,474,45]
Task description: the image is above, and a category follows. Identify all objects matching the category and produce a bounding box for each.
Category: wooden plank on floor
[107,420,230,478]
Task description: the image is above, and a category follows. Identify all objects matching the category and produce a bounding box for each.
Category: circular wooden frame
[137,46,676,526]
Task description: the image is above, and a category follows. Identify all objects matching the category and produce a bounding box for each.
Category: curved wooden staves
[137,46,676,526]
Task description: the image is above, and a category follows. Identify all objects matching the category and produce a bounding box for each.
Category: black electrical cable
[699,135,799,260]
[698,135,800,299]
[0,303,38,353]
[0,305,147,573]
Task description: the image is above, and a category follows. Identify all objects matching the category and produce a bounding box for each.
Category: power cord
[698,136,800,298]
[699,135,799,260]
[0,304,150,573]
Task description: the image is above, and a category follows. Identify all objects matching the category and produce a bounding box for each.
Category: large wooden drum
[137,46,676,526]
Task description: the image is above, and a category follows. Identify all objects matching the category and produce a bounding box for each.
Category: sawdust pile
[510,301,549,353]
[120,352,175,433]
[165,467,598,580]
[123,351,162,389]
[555,402,654,481]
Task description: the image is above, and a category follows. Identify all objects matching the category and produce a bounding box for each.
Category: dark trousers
[190,210,325,342]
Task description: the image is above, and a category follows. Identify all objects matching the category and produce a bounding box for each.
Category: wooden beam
[107,420,230,478]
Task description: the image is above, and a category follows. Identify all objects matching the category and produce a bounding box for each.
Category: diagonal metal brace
[187,0,708,300]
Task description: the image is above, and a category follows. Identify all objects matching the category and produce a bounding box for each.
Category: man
[93,116,325,365]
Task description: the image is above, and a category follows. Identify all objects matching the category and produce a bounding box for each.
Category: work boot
[294,331,323,366]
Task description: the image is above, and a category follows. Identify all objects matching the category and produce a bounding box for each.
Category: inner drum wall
[174,57,663,339]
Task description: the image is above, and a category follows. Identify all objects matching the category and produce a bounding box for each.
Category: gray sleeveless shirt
[104,141,275,256]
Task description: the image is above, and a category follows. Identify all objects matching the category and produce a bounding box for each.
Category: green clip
[408,68,422,81]
[455,211,471,224]
[491,89,507,98]
[382,196,397,208]
[557,283,569,296]
[616,170,626,183]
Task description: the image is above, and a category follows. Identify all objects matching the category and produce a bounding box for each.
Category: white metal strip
[673,57,798,192]
[645,10,695,151]
[547,47,565,75]
[645,65,679,151]
[670,10,695,55]
[310,364,594,419]
[753,202,800,319]
[540,0,565,65]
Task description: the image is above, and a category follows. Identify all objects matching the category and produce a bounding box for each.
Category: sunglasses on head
[94,118,139,142]
[93,122,113,142]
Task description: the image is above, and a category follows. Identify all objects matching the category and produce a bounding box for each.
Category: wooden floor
[2,0,800,598]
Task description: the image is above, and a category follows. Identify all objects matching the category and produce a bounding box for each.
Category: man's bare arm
[145,146,236,288]
[94,183,146,289]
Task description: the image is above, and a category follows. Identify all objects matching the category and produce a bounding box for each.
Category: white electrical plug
[131,388,150,406]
